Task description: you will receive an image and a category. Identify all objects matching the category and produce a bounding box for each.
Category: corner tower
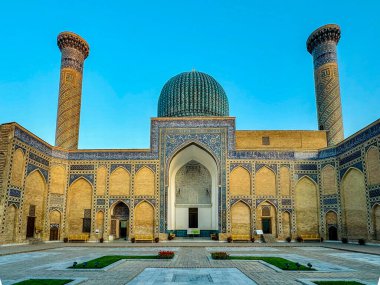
[55,32,89,149]
[307,24,344,146]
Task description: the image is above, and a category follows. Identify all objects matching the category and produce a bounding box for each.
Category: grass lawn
[313,281,363,285]
[69,255,172,269]
[14,280,73,285]
[228,256,315,271]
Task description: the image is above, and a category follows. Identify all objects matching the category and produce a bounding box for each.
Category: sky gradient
[0,1,379,149]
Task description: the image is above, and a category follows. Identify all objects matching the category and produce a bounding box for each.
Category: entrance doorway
[262,218,271,234]
[328,226,338,240]
[119,220,128,238]
[26,216,35,238]
[49,224,59,240]
[189,208,198,228]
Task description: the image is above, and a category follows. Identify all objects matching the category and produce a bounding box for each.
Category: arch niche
[373,204,380,240]
[168,144,218,232]
[109,201,130,239]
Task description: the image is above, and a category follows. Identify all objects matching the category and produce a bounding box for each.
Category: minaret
[307,24,344,146]
[55,32,89,149]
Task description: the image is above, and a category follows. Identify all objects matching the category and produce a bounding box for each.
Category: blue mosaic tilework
[134,199,156,206]
[281,208,292,212]
[14,144,26,153]
[15,127,51,156]
[70,164,94,170]
[256,199,278,207]
[97,199,105,205]
[230,163,251,172]
[26,163,48,182]
[69,174,94,185]
[110,164,131,173]
[135,164,156,173]
[8,188,21,197]
[69,151,157,160]
[339,151,361,166]
[29,152,49,166]
[109,199,130,207]
[323,207,338,213]
[282,199,291,205]
[369,188,380,199]
[324,198,338,205]
[230,198,252,206]
[294,164,318,171]
[7,201,20,208]
[294,174,318,183]
[255,163,276,172]
[339,162,363,179]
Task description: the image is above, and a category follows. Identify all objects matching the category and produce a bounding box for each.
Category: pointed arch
[109,166,130,196]
[322,165,337,194]
[256,200,277,236]
[231,201,251,236]
[373,204,380,240]
[295,176,319,235]
[96,166,107,195]
[280,166,291,196]
[11,148,25,187]
[67,178,92,235]
[282,211,291,238]
[134,166,155,196]
[255,166,276,196]
[50,165,66,194]
[230,166,251,196]
[134,201,154,236]
[366,146,380,185]
[49,210,61,241]
[341,168,367,239]
[24,170,47,239]
[96,210,104,236]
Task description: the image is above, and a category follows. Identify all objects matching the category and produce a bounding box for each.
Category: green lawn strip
[69,255,170,269]
[14,280,73,285]
[228,256,315,271]
[313,281,363,285]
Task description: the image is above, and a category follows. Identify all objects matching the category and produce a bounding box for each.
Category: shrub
[296,236,303,243]
[131,237,136,243]
[211,252,229,260]
[358,238,366,245]
[251,237,255,243]
[155,237,159,243]
[341,237,348,244]
[158,250,174,259]
[227,236,232,243]
[285,236,292,243]
[63,237,68,243]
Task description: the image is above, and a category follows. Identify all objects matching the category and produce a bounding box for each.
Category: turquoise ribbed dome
[158,71,229,117]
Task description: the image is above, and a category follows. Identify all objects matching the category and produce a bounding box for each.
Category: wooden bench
[135,234,153,242]
[232,234,251,242]
[301,234,322,242]
[68,234,89,242]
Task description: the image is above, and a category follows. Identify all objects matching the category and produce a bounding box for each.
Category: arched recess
[50,165,66,194]
[66,178,92,235]
[282,211,291,238]
[230,166,250,196]
[373,204,380,240]
[322,165,337,195]
[231,201,251,236]
[256,201,277,236]
[295,176,319,235]
[341,168,367,239]
[366,147,380,185]
[109,167,130,196]
[23,170,47,239]
[49,210,61,241]
[96,166,107,196]
[5,204,18,242]
[11,148,25,187]
[134,201,154,236]
[280,166,291,196]
[255,166,276,196]
[96,211,104,237]
[109,201,130,239]
[325,211,338,240]
[168,144,218,231]
[134,167,154,196]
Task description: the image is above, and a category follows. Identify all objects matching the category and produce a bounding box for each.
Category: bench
[301,234,322,242]
[232,234,251,242]
[135,234,153,242]
[68,234,89,242]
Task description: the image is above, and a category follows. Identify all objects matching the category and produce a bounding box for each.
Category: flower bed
[14,280,73,285]
[158,250,175,259]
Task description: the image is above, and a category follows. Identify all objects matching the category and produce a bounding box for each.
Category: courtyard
[0,242,379,285]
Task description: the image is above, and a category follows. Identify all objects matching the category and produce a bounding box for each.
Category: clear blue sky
[0,1,379,149]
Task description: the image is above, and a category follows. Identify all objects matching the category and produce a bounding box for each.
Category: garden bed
[14,280,73,285]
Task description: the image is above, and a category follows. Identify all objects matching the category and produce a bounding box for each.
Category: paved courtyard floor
[0,242,379,285]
